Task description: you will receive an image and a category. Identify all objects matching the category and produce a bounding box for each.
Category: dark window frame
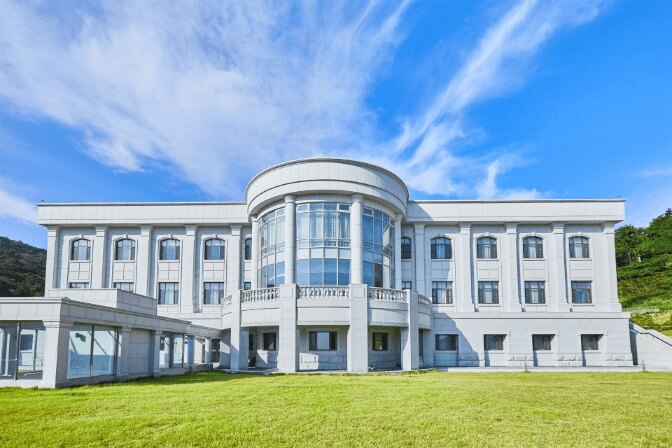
[476,236,498,259]
[308,331,337,351]
[401,237,412,260]
[372,332,389,352]
[430,237,452,260]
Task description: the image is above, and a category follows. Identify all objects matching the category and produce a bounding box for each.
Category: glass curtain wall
[296,203,351,286]
[258,208,285,288]
[0,322,45,380]
[67,324,117,379]
[363,207,395,288]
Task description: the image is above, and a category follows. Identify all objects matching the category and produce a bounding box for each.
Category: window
[572,281,592,304]
[309,331,337,351]
[431,281,453,304]
[114,239,136,261]
[70,239,91,261]
[203,282,225,305]
[211,338,221,363]
[0,323,46,380]
[262,333,277,351]
[581,334,601,351]
[477,237,497,259]
[67,324,117,378]
[401,281,412,290]
[158,282,179,305]
[372,333,388,351]
[159,239,181,261]
[243,282,251,291]
[533,335,553,351]
[523,236,543,259]
[478,281,499,304]
[69,282,89,289]
[484,334,505,351]
[173,334,185,367]
[524,281,546,304]
[204,238,225,261]
[244,238,252,261]
[113,282,134,292]
[569,236,590,258]
[430,237,452,259]
[258,208,286,287]
[401,237,412,259]
[435,334,458,351]
[159,333,172,368]
[362,207,395,288]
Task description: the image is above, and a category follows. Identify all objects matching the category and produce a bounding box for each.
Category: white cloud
[0,188,36,223]
[637,164,672,178]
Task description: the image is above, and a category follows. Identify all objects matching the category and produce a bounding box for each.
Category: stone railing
[222,294,232,305]
[240,287,280,303]
[417,294,432,306]
[367,287,407,303]
[298,286,350,299]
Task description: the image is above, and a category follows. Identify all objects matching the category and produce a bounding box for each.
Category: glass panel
[159,334,171,368]
[16,323,45,379]
[68,325,92,379]
[173,334,184,367]
[0,323,18,380]
[92,326,116,376]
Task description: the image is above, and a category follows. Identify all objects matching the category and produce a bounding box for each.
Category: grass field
[1,371,671,447]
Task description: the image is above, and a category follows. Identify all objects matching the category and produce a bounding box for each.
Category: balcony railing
[417,294,432,306]
[241,287,279,303]
[298,286,350,299]
[368,287,407,303]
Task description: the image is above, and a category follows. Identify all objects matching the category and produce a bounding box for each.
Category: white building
[3,157,671,388]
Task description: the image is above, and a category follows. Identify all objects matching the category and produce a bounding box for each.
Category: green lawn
[1,371,671,447]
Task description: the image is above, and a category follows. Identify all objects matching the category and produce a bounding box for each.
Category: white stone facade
[6,157,670,387]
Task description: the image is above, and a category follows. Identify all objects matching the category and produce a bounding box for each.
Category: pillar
[348,284,368,372]
[227,225,242,295]
[455,223,475,312]
[422,326,434,368]
[204,338,212,364]
[41,322,72,388]
[414,224,426,296]
[251,216,259,289]
[401,291,419,370]
[186,336,195,371]
[394,214,402,289]
[502,223,522,312]
[278,284,298,372]
[91,226,108,288]
[350,195,363,284]
[284,195,296,284]
[181,225,198,314]
[136,225,153,297]
[229,291,247,371]
[549,223,570,312]
[116,327,132,379]
[151,331,162,376]
[602,223,622,312]
[44,226,60,291]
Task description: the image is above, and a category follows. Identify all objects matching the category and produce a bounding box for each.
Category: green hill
[617,209,672,336]
[0,236,46,297]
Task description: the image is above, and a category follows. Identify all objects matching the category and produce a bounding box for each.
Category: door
[248,334,256,367]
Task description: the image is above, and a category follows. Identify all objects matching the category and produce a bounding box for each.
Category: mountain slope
[0,236,46,297]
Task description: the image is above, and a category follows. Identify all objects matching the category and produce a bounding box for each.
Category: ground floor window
[532,334,553,351]
[484,334,505,351]
[478,281,499,304]
[0,322,45,380]
[309,331,337,351]
[159,282,179,305]
[68,324,117,379]
[435,334,458,351]
[581,334,602,351]
[401,281,412,290]
[372,333,388,351]
[263,333,277,351]
[114,282,134,292]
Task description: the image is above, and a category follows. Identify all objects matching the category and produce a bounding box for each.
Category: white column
[348,284,368,372]
[44,226,60,291]
[116,327,133,379]
[549,223,570,312]
[456,223,475,312]
[204,338,212,364]
[394,214,402,289]
[91,226,108,288]
[278,284,298,372]
[229,292,246,371]
[251,216,259,289]
[350,194,364,284]
[284,195,296,284]
[227,225,242,295]
[181,225,198,314]
[414,224,426,296]
[136,225,153,297]
[602,223,622,312]
[41,322,72,388]
[151,331,162,376]
[401,290,419,370]
[502,223,522,312]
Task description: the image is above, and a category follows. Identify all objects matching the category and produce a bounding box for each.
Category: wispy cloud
[637,164,672,178]
[0,0,606,201]
[0,188,36,223]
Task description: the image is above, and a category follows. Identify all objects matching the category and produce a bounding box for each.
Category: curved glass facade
[363,207,395,288]
[296,202,351,286]
[258,208,285,287]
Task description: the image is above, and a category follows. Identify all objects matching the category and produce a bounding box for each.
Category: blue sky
[0,0,670,248]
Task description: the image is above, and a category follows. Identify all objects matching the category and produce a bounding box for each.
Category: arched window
[477,236,497,259]
[115,238,136,261]
[204,238,225,261]
[430,237,452,259]
[159,239,181,261]
[522,236,543,259]
[70,239,91,261]
[244,238,252,261]
[401,237,412,260]
[569,236,590,258]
